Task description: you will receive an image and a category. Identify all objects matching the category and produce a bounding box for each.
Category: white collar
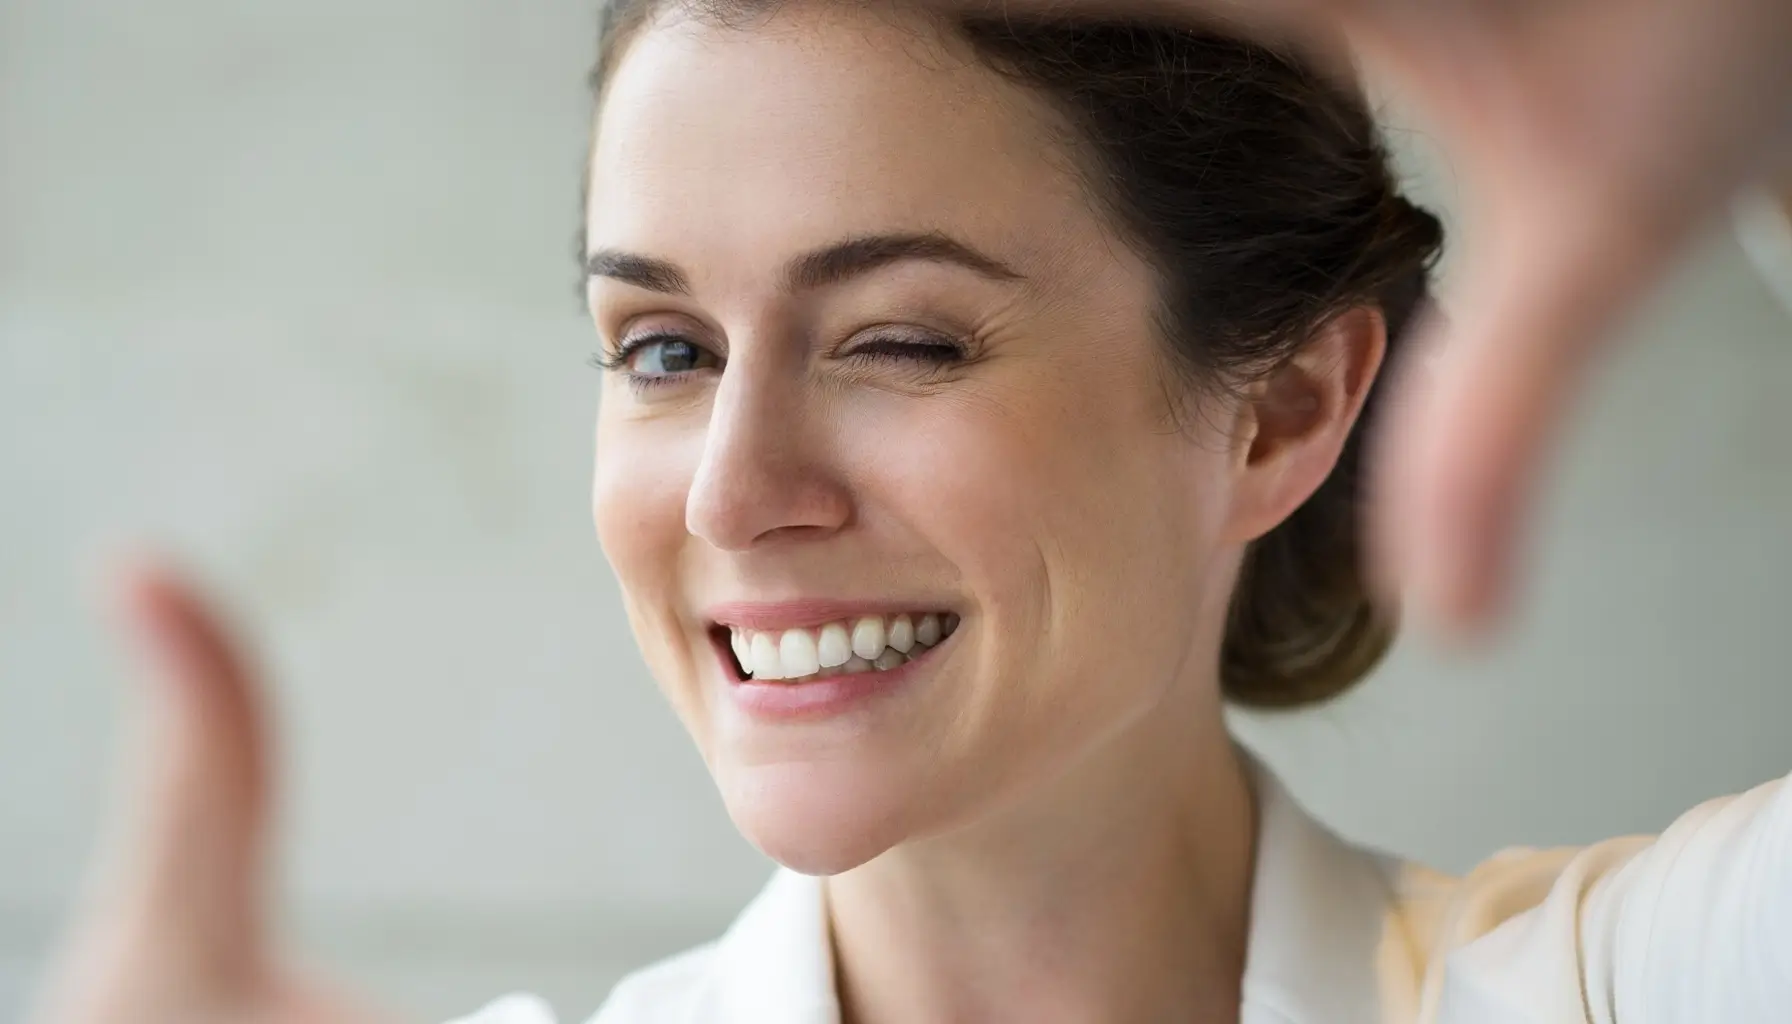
[697,761,1404,1024]
[1237,764,1407,1023]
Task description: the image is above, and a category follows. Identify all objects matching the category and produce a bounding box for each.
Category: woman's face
[588,4,1262,873]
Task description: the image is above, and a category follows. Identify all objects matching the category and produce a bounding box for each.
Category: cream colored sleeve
[1595,775,1791,1020]
[1406,775,1791,1023]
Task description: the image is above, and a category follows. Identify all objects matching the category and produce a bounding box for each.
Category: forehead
[585,5,1097,278]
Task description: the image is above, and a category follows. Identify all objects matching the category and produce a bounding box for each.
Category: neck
[826,684,1257,1024]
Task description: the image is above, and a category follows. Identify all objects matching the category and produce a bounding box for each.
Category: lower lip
[723,641,947,721]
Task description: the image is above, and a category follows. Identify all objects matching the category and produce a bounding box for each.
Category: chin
[716,759,926,876]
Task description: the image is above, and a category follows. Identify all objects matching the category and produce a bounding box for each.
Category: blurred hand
[1327,0,1792,633]
[972,0,1792,633]
[29,556,399,1024]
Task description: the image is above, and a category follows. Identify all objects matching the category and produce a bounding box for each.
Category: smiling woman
[580,0,1431,882]
[26,2,1792,1024]
[497,2,1791,1022]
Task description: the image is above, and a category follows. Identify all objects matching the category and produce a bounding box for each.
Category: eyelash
[589,331,968,390]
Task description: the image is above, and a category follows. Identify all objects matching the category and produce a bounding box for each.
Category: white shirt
[449,765,1791,1023]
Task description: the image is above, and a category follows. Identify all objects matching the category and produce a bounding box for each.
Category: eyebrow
[584,231,1025,297]
[583,250,692,295]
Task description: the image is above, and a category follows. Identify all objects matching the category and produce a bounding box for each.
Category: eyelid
[602,306,726,355]
[840,325,970,359]
[589,330,673,373]
[617,328,692,354]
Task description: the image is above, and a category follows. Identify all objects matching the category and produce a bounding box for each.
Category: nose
[685,361,852,551]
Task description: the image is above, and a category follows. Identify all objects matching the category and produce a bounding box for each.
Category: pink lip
[709,627,954,722]
[704,599,955,632]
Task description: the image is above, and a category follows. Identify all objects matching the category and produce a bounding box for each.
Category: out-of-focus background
[2,1,1789,1020]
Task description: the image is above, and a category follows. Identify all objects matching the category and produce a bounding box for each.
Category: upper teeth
[729,613,956,681]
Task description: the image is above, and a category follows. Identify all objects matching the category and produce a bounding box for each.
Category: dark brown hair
[586,1,1444,709]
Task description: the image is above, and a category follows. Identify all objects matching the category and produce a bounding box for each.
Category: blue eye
[629,336,718,375]
[593,333,721,385]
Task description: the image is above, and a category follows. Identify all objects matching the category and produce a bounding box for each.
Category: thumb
[88,553,276,981]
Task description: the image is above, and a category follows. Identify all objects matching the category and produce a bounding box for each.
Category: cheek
[869,368,1223,609]
[845,388,1060,627]
[865,364,1236,769]
[592,414,697,584]
[592,415,708,714]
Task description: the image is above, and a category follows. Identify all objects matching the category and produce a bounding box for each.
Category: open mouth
[712,612,961,684]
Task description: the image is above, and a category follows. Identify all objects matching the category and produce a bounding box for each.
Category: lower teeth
[767,648,909,684]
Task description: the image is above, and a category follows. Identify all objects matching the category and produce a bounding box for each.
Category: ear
[1221,306,1387,545]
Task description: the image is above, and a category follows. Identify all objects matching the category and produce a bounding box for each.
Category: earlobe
[1226,307,1388,542]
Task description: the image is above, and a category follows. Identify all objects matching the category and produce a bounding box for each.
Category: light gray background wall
[2,1,1788,1020]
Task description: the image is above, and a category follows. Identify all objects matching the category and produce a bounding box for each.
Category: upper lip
[703,599,957,632]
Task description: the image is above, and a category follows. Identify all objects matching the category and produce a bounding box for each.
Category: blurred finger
[98,554,274,970]
[1369,202,1690,633]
